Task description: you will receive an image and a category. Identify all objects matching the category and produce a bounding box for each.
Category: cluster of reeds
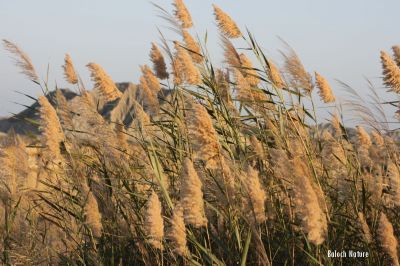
[0,1,399,265]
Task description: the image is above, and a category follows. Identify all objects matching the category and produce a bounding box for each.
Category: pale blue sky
[1,0,399,119]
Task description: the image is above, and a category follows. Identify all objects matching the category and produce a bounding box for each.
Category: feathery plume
[242,166,266,224]
[267,60,286,89]
[331,113,342,136]
[223,37,241,68]
[392,45,400,67]
[212,5,242,38]
[38,95,65,162]
[62,53,78,84]
[3,39,39,83]
[357,212,372,244]
[180,158,207,227]
[356,126,372,148]
[239,53,259,86]
[315,72,335,103]
[86,63,122,101]
[141,65,161,93]
[377,213,399,266]
[182,30,203,63]
[150,43,169,79]
[83,184,103,238]
[173,0,193,28]
[173,41,201,85]
[371,130,385,147]
[139,75,160,115]
[186,102,220,169]
[144,191,164,249]
[387,162,400,206]
[55,89,73,131]
[380,51,400,93]
[283,50,313,94]
[292,158,327,245]
[250,135,265,161]
[168,204,188,256]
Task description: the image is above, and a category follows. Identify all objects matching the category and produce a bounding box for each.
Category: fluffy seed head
[141,65,161,93]
[387,162,400,206]
[380,51,400,93]
[62,53,78,84]
[377,213,399,266]
[239,53,259,86]
[180,158,207,227]
[83,185,103,238]
[87,63,122,102]
[357,212,372,244]
[392,45,400,67]
[173,42,201,85]
[144,191,164,249]
[182,30,203,63]
[38,96,65,162]
[213,5,242,38]
[242,166,266,224]
[3,39,39,83]
[150,43,169,79]
[173,0,193,28]
[168,205,188,256]
[356,126,372,148]
[267,60,286,89]
[186,102,220,169]
[292,158,327,245]
[283,51,313,94]
[315,72,335,103]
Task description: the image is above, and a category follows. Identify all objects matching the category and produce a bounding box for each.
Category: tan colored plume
[315,72,335,103]
[182,30,203,63]
[38,95,65,163]
[377,213,399,266]
[168,204,188,256]
[267,60,286,89]
[150,43,169,79]
[172,41,201,85]
[87,63,122,102]
[3,39,39,83]
[173,0,193,28]
[242,166,267,224]
[212,5,242,38]
[144,191,164,249]
[380,51,400,93]
[63,53,78,84]
[392,45,400,67]
[180,158,207,227]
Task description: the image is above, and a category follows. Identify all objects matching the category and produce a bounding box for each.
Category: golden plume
[182,30,203,63]
[239,53,259,86]
[62,53,78,84]
[140,65,161,93]
[186,102,220,169]
[377,213,399,266]
[315,72,335,103]
[86,63,122,101]
[168,204,189,256]
[380,51,400,93]
[3,39,39,83]
[357,212,372,244]
[267,60,286,89]
[144,191,164,249]
[180,158,207,227]
[38,95,65,162]
[242,166,266,224]
[212,5,241,38]
[150,43,169,79]
[172,41,201,85]
[392,45,400,67]
[173,0,193,28]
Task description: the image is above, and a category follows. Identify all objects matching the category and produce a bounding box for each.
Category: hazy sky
[1,0,399,119]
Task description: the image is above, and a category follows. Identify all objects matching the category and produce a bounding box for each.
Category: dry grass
[1,1,400,265]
